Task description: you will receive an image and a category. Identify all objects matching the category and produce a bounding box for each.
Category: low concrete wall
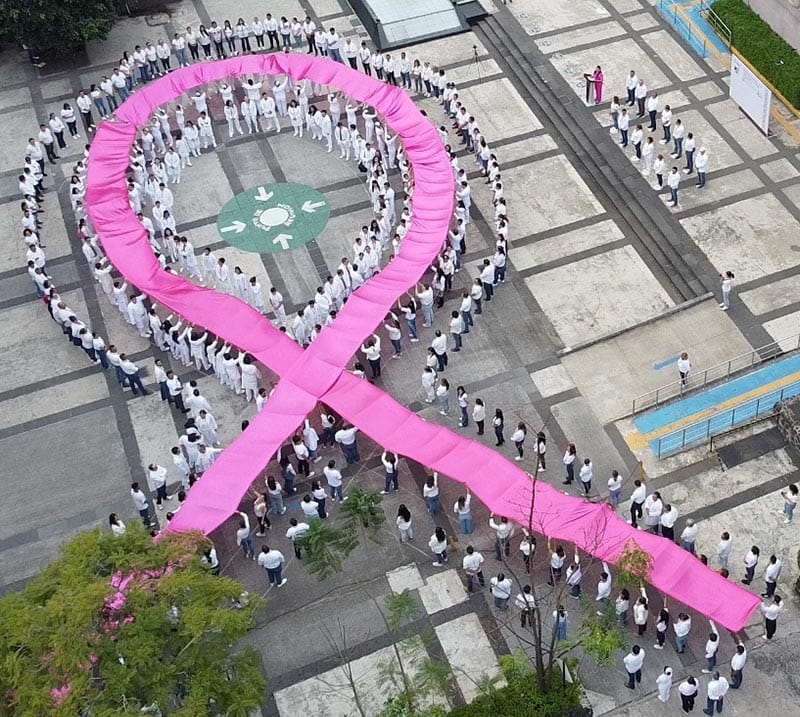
[746,0,800,52]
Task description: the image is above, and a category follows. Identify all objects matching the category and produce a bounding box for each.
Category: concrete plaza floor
[1,0,800,713]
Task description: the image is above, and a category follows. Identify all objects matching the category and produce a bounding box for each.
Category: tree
[488,430,649,692]
[5,0,118,56]
[297,486,386,579]
[0,521,265,716]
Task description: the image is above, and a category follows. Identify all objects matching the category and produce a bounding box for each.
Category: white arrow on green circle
[220,220,247,234]
[254,187,274,202]
[273,233,292,250]
[301,200,325,213]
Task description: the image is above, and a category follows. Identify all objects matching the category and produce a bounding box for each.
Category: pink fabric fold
[85,56,760,631]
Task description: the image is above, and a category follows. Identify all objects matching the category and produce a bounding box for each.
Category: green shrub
[448,655,581,717]
[712,0,800,108]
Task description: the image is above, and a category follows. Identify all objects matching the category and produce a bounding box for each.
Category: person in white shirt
[461,545,485,592]
[717,531,732,569]
[629,479,646,528]
[667,165,680,208]
[595,562,611,608]
[680,518,698,554]
[257,545,287,586]
[730,642,746,688]
[607,469,623,507]
[565,554,582,598]
[515,585,536,628]
[659,105,672,145]
[695,146,709,188]
[235,511,255,559]
[196,409,219,446]
[335,425,359,464]
[679,675,698,712]
[656,666,672,703]
[361,334,381,379]
[579,458,593,495]
[673,612,691,653]
[781,482,798,523]
[659,503,678,541]
[130,482,153,526]
[148,463,173,509]
[623,645,644,689]
[677,351,691,387]
[701,620,719,673]
[422,472,440,514]
[428,526,448,566]
[741,544,760,585]
[490,573,512,610]
[165,370,189,413]
[109,513,126,537]
[489,515,514,561]
[705,672,729,714]
[326,28,342,62]
[285,518,310,558]
[761,595,782,639]
[643,491,664,533]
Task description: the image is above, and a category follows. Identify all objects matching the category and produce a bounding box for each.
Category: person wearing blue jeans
[236,512,254,559]
[672,119,684,158]
[684,133,695,173]
[335,425,360,464]
[424,473,440,514]
[381,452,399,493]
[491,573,512,610]
[462,546,484,592]
[667,166,680,208]
[454,493,472,534]
[258,546,287,587]
[119,353,149,395]
[674,613,691,653]
[457,387,469,428]
[702,621,719,674]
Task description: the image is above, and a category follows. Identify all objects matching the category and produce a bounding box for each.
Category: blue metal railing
[656,379,800,457]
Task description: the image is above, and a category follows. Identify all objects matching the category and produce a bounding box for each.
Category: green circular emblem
[216,182,330,253]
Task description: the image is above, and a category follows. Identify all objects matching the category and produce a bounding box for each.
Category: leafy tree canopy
[6,0,118,55]
[0,522,265,716]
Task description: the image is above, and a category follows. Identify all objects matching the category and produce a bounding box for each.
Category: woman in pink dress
[592,66,604,104]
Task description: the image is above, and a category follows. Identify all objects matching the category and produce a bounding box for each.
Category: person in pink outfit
[592,66,604,104]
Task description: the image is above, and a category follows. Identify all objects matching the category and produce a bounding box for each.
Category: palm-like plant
[339,486,386,545]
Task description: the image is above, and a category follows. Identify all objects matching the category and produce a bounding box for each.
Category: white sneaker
[682,168,691,174]
[659,139,668,145]
[670,153,678,158]
[278,578,287,587]
[432,561,442,567]
[652,184,662,190]
[380,490,389,494]
[308,472,315,478]
[631,155,640,162]
[609,127,618,134]
[514,456,523,461]
[784,518,791,524]
[653,644,663,650]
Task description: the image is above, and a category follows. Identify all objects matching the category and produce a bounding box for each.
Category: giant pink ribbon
[85,56,760,631]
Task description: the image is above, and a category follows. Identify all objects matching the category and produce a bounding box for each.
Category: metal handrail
[656,0,709,58]
[699,0,733,49]
[655,379,800,457]
[631,333,800,415]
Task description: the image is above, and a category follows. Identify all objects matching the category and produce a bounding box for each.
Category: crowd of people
[609,70,711,210]
[17,24,787,711]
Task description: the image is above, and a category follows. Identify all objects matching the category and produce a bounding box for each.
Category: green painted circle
[216,182,330,253]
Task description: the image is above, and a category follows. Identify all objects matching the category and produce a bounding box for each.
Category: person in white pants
[335,122,351,159]
[164,147,181,184]
[240,354,261,401]
[288,100,303,137]
[197,112,216,148]
[259,93,281,132]
[241,97,258,134]
[224,100,243,137]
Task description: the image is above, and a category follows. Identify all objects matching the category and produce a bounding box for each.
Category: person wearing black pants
[679,676,697,713]
[629,479,646,528]
[761,595,782,639]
